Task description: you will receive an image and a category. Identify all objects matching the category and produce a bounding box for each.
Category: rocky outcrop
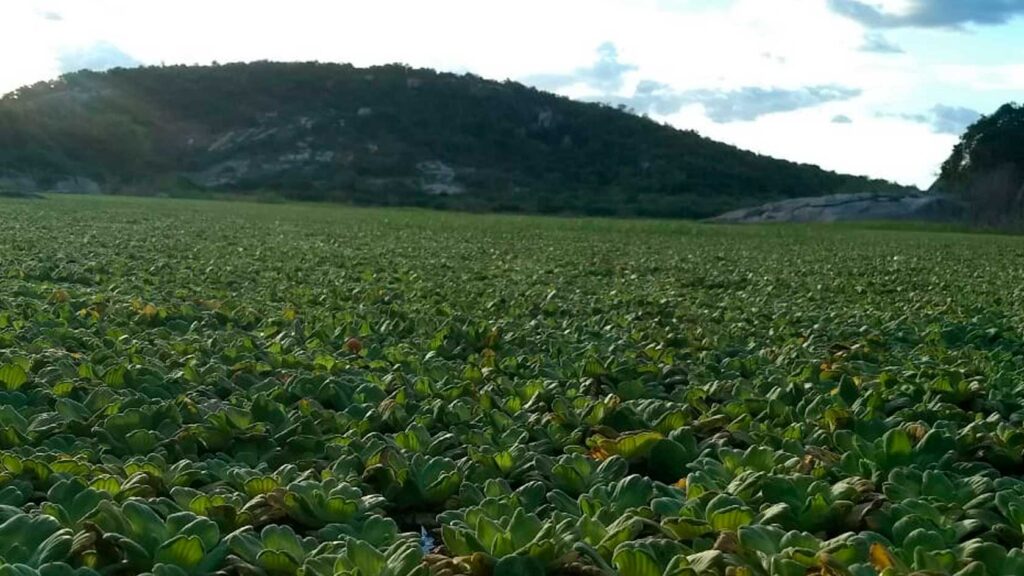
[710,192,963,224]
[0,174,99,195]
[417,161,465,195]
[0,174,40,192]
[54,176,101,194]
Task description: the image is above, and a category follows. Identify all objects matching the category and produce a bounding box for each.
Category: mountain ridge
[0,61,912,217]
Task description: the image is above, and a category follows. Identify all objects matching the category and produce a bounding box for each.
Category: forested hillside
[0,61,910,217]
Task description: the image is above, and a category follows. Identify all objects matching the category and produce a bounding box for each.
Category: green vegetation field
[2,195,1024,576]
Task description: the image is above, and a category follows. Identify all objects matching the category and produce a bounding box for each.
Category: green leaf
[126,429,158,454]
[121,501,168,551]
[0,365,27,391]
[244,476,279,497]
[709,505,754,532]
[647,439,692,482]
[953,561,989,576]
[102,364,128,387]
[738,525,785,556]
[226,527,262,564]
[613,546,662,576]
[960,540,1008,576]
[494,555,545,576]
[261,525,306,562]
[0,514,71,565]
[154,535,205,569]
[508,509,543,550]
[152,565,190,576]
[39,564,101,576]
[323,496,359,521]
[661,517,713,540]
[916,429,956,463]
[257,549,302,575]
[346,539,386,576]
[883,428,912,460]
[89,476,122,496]
[441,525,479,557]
[169,514,220,551]
[771,557,810,576]
[384,542,426,575]
[686,551,723,574]
[476,515,511,557]
[597,516,642,556]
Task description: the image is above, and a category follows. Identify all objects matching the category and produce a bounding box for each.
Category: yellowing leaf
[49,288,70,303]
[870,542,896,570]
[595,431,663,460]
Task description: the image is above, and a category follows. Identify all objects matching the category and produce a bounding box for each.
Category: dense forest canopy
[0,61,911,217]
[937,103,1024,225]
[940,103,1024,184]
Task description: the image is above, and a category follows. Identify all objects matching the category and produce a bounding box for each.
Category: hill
[935,102,1024,226]
[0,61,910,217]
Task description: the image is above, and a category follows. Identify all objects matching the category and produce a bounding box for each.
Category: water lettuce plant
[1,195,1024,575]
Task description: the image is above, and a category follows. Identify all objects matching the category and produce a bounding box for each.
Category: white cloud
[605,81,862,122]
[662,105,958,187]
[879,104,982,135]
[933,64,1024,90]
[828,0,1024,29]
[861,32,905,53]
[57,41,139,73]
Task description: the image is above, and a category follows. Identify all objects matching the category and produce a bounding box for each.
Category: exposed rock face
[954,164,1024,224]
[417,161,465,195]
[0,174,99,195]
[188,160,253,188]
[54,176,101,194]
[0,174,39,192]
[710,192,964,224]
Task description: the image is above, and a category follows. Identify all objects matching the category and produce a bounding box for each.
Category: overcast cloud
[605,80,861,122]
[860,32,904,53]
[828,0,1024,28]
[525,42,637,92]
[883,104,983,134]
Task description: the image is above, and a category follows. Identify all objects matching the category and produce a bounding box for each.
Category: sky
[2,1,1023,189]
